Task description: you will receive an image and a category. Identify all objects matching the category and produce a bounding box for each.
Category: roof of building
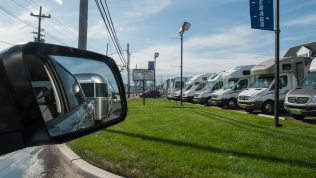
[283,41,316,57]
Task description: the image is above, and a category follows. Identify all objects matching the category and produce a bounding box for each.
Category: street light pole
[178,22,190,106]
[154,52,159,99]
[180,33,183,106]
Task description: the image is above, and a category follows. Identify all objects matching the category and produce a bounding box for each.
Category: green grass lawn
[67,98,316,178]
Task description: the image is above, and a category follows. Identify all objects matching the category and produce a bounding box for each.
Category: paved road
[0,146,82,178]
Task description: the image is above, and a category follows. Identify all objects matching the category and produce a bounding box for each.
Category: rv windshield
[169,78,175,88]
[175,81,183,90]
[222,79,239,89]
[190,83,200,90]
[203,82,215,90]
[300,71,316,86]
[163,81,168,89]
[251,76,274,88]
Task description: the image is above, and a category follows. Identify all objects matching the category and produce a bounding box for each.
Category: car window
[234,79,248,90]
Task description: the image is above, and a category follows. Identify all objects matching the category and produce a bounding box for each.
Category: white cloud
[119,27,136,31]
[283,13,316,26]
[129,25,274,81]
[125,0,171,17]
[87,22,109,39]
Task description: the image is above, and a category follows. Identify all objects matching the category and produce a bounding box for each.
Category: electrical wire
[0,5,68,46]
[0,41,14,45]
[95,0,126,65]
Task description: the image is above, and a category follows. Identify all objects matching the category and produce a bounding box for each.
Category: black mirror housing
[0,42,127,155]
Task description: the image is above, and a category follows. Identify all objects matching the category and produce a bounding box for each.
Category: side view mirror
[0,42,127,155]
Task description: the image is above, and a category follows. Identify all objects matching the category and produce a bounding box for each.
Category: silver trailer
[73,73,112,121]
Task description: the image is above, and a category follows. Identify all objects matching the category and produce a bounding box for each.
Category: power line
[95,0,126,65]
[0,5,68,46]
[27,0,101,53]
[0,41,14,45]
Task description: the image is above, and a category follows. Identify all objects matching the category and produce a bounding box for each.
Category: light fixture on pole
[179,22,190,106]
[154,52,159,99]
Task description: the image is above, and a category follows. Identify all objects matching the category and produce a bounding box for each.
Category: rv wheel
[226,99,237,109]
[206,97,212,106]
[262,101,274,115]
[291,114,305,120]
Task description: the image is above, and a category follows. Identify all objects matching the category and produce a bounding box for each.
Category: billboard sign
[148,61,154,69]
[249,0,274,31]
[132,69,155,81]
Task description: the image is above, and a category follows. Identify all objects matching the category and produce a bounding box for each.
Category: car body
[140,90,161,97]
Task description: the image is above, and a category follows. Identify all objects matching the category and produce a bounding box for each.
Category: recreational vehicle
[167,77,188,99]
[182,73,214,102]
[238,57,312,115]
[211,65,255,109]
[163,79,170,97]
[74,73,113,123]
[174,78,194,101]
[284,58,316,119]
[192,73,226,105]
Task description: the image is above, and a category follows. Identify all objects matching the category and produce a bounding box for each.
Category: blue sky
[1,0,316,86]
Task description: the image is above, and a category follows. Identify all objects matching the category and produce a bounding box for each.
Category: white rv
[192,73,226,105]
[174,77,194,101]
[238,57,312,115]
[182,73,215,102]
[284,58,316,119]
[163,79,170,97]
[167,77,188,100]
[211,65,255,109]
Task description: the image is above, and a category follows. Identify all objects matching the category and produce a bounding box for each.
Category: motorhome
[163,79,170,97]
[283,58,315,119]
[74,73,113,123]
[238,57,312,115]
[211,65,255,109]
[192,73,226,105]
[182,73,215,102]
[174,77,194,101]
[167,77,188,99]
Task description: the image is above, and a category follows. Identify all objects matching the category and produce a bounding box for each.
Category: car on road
[140,90,161,98]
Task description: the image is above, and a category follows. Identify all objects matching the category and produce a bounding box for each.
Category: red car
[139,90,161,98]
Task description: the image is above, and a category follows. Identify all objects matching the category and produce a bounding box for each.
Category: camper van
[73,73,113,123]
[167,77,188,100]
[238,57,312,115]
[174,78,194,101]
[182,73,215,102]
[211,65,255,109]
[284,58,316,119]
[193,73,226,105]
[163,79,170,97]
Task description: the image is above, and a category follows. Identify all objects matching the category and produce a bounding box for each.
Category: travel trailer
[163,79,170,97]
[211,65,255,109]
[283,58,315,119]
[238,57,312,115]
[192,73,226,105]
[74,73,113,123]
[167,77,188,100]
[182,73,215,102]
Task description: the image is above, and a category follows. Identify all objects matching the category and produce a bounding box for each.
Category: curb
[55,144,123,178]
[258,114,288,120]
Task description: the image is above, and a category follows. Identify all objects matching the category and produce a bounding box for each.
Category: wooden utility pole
[30,6,51,42]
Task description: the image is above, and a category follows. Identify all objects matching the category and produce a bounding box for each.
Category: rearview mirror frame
[0,42,127,155]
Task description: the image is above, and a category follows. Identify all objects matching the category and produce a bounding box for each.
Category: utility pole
[180,33,183,106]
[78,0,88,50]
[30,6,51,42]
[127,43,130,98]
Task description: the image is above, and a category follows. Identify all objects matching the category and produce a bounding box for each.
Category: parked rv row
[162,57,316,120]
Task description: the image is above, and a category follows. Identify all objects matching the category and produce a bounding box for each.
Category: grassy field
[67,98,316,178]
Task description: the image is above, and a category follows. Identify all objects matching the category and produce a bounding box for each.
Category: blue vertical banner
[250,0,274,31]
[148,61,154,69]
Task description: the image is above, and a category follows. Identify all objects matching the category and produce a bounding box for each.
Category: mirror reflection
[25,55,122,137]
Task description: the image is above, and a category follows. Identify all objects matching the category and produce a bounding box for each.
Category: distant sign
[148,61,155,69]
[132,69,155,81]
[249,0,274,31]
